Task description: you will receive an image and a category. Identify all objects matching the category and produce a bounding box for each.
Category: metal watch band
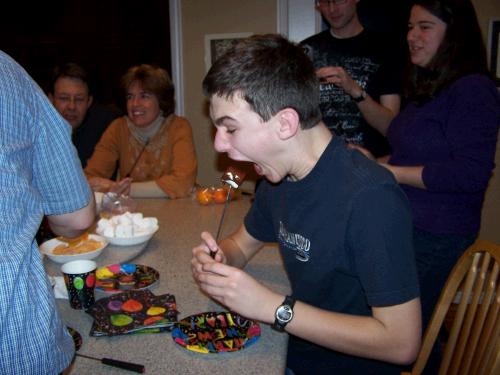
[271,295,296,332]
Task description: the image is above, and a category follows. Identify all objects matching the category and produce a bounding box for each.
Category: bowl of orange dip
[39,233,108,263]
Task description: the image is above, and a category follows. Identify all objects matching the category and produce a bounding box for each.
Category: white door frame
[278,0,321,42]
[169,0,184,115]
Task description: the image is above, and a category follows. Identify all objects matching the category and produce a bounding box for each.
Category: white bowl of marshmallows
[96,211,159,246]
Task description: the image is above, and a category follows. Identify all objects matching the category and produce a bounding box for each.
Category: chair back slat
[439,253,481,375]
[411,254,473,375]
[403,240,500,375]
[472,269,499,374]
[482,300,499,374]
[453,254,493,374]
[482,326,499,374]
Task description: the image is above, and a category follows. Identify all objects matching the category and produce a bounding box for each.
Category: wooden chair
[402,240,500,375]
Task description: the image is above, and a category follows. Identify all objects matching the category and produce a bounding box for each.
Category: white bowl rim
[39,234,108,261]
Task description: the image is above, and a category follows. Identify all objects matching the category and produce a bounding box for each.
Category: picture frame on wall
[488,18,500,86]
[204,32,252,72]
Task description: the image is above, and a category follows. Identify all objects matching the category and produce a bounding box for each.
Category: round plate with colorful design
[171,311,261,354]
[95,263,159,293]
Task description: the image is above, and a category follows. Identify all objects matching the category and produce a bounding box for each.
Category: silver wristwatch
[271,295,296,332]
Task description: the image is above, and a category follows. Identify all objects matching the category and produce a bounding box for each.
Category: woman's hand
[110,178,132,195]
[88,176,114,192]
[87,176,132,195]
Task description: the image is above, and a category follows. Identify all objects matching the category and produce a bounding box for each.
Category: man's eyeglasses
[316,0,349,6]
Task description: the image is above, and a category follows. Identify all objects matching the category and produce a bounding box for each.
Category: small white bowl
[96,225,159,246]
[39,234,108,264]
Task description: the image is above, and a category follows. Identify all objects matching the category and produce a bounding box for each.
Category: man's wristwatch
[271,295,296,332]
[352,89,367,103]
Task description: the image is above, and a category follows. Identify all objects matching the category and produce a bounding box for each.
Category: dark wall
[358,0,412,35]
[0,0,171,110]
[358,0,413,61]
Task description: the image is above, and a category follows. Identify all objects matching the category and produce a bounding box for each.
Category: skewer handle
[77,353,145,373]
[101,357,145,373]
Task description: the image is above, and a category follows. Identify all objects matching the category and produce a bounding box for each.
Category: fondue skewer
[211,167,246,259]
[69,327,145,373]
[124,140,149,178]
[214,185,233,244]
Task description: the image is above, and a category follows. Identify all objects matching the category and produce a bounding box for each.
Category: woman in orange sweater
[85,64,197,198]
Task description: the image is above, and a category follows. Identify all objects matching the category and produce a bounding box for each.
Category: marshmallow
[97,212,157,238]
[115,223,134,238]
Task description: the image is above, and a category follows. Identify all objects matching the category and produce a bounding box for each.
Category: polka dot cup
[61,259,97,309]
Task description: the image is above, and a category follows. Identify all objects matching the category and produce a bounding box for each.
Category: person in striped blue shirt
[0,50,95,374]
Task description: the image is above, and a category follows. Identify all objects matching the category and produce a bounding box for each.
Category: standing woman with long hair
[354,0,500,330]
[384,0,500,329]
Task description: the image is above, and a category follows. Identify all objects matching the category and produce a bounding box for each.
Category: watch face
[277,305,293,323]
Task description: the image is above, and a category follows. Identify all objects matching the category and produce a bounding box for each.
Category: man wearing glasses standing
[302,0,405,157]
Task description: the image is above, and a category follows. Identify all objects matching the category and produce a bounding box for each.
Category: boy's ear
[277,108,300,140]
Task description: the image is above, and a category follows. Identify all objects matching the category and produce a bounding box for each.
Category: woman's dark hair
[121,64,175,116]
[202,34,322,129]
[405,0,489,104]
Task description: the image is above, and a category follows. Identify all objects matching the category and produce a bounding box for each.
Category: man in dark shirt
[48,63,118,167]
[301,0,405,157]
